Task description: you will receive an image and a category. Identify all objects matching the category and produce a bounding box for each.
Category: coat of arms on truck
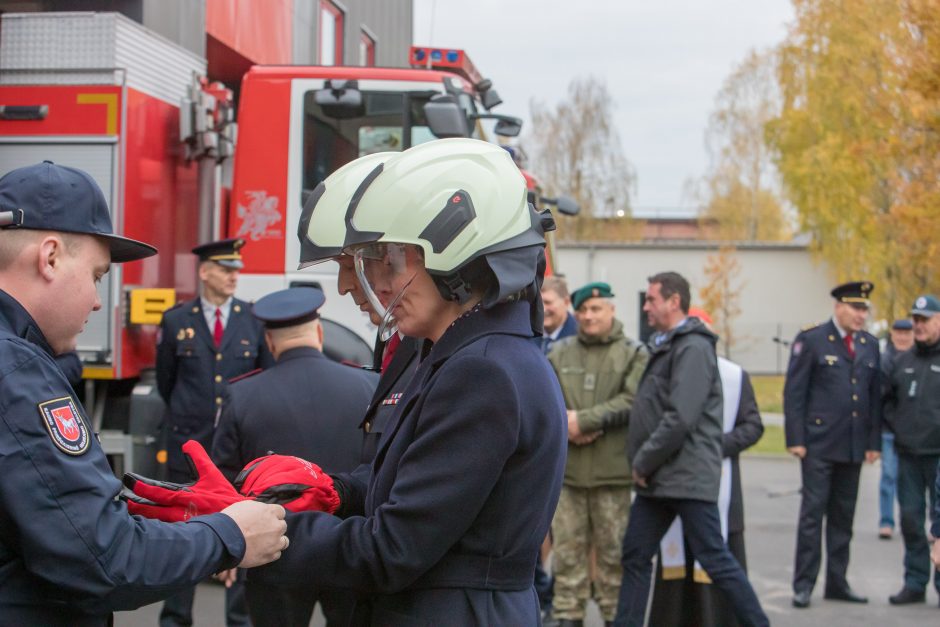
[236,190,283,241]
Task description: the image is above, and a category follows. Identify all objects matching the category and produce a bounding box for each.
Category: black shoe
[888,587,925,605]
[792,590,811,608]
[824,587,868,603]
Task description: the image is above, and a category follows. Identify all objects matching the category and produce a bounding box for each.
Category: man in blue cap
[784,280,882,608]
[879,318,915,540]
[0,161,288,625]
[156,236,275,627]
[883,295,940,606]
[212,286,378,626]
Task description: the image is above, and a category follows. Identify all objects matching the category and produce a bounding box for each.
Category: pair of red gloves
[122,440,340,523]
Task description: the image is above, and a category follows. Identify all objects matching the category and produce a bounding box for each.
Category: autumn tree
[766,0,940,316]
[699,245,745,359]
[699,49,791,242]
[527,77,641,241]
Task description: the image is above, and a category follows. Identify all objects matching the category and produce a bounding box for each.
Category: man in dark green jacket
[547,282,648,627]
[613,272,767,627]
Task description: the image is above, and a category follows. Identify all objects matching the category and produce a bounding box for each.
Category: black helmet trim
[297,182,343,268]
[343,162,386,249]
[419,189,477,254]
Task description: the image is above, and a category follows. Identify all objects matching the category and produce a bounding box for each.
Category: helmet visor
[353,242,419,341]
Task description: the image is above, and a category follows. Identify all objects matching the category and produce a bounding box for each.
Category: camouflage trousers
[551,484,631,621]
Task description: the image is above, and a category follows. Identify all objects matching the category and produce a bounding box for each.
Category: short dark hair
[648,271,690,314]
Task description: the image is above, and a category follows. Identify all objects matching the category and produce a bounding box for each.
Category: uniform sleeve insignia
[186,327,195,339]
[38,396,90,455]
[176,329,186,341]
[792,341,803,356]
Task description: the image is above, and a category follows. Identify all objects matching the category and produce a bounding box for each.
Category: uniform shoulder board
[229,368,262,384]
[801,322,819,332]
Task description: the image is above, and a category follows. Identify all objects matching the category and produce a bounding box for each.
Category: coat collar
[276,345,324,363]
[186,296,248,351]
[424,300,535,366]
[0,288,55,357]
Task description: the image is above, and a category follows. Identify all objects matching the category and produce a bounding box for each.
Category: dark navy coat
[156,296,273,475]
[532,312,578,355]
[0,290,244,626]
[359,335,420,467]
[211,346,378,480]
[784,319,881,463]
[254,300,567,626]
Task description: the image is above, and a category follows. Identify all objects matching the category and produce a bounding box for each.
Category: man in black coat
[882,294,940,606]
[212,286,378,626]
[784,281,882,609]
[614,272,767,627]
[155,237,275,627]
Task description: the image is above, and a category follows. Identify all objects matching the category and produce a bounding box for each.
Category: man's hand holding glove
[234,454,340,514]
[122,440,246,522]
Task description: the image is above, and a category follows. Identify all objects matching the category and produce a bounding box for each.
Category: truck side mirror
[540,195,580,216]
[424,94,470,138]
[493,116,522,137]
[314,80,364,119]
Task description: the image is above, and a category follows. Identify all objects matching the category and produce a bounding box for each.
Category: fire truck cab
[227,47,522,357]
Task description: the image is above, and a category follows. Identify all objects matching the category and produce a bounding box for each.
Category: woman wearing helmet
[257,138,567,625]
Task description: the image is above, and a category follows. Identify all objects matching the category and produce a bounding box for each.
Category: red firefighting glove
[234,454,340,514]
[122,440,247,522]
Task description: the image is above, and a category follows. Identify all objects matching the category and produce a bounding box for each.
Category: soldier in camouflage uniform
[547,282,648,627]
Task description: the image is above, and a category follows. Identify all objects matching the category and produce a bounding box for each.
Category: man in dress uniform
[0,161,287,626]
[212,286,378,626]
[784,281,882,608]
[156,237,274,627]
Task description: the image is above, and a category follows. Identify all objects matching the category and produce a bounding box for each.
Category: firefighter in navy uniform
[156,237,274,627]
[0,162,287,626]
[212,286,378,627]
[248,139,568,625]
[785,281,882,609]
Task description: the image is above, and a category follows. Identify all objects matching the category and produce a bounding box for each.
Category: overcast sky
[412,0,794,215]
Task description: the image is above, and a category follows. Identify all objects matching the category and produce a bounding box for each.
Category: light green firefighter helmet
[341,138,553,302]
[297,151,396,269]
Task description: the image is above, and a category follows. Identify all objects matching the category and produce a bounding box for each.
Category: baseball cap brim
[910,308,938,318]
[97,233,158,263]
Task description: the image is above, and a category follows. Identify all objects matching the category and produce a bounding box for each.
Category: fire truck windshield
[301,89,481,202]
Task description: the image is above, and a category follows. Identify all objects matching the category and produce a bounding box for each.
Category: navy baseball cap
[0,161,156,263]
[251,286,326,329]
[910,294,940,318]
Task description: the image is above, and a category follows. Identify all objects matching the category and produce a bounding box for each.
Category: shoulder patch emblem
[38,396,90,455]
[792,341,803,356]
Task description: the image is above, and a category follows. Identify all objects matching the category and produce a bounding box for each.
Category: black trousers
[792,456,861,594]
[614,495,767,627]
[245,582,356,627]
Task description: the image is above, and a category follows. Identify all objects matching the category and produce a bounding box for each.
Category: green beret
[572,281,614,310]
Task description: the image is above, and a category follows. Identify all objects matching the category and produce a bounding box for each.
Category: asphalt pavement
[115,455,938,626]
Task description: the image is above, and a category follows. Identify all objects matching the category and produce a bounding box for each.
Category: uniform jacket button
[215,375,222,383]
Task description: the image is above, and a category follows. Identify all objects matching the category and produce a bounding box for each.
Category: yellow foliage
[768,0,940,317]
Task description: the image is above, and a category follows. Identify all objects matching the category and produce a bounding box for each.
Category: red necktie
[213,308,224,348]
[381,334,401,372]
[843,333,855,359]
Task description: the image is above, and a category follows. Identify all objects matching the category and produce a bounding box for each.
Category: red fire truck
[0,11,527,473]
